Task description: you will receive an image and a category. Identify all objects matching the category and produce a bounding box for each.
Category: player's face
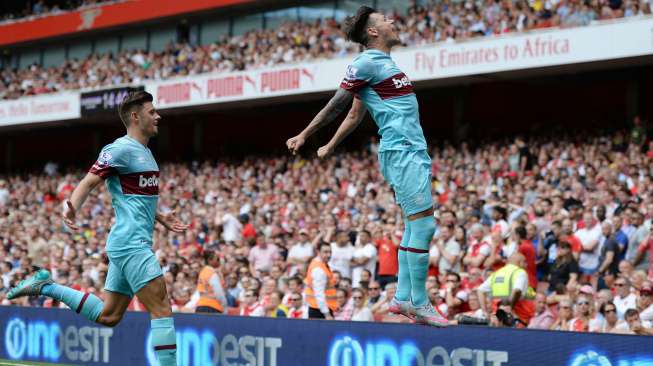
[369,13,400,48]
[136,102,161,137]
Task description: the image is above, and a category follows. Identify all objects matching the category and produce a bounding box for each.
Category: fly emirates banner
[145,17,653,110]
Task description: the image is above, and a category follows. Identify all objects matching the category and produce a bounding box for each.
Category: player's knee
[98,314,123,328]
[409,216,435,245]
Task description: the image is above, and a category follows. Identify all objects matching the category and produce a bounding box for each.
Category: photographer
[478,252,535,327]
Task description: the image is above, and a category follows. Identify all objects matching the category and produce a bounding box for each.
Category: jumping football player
[8,91,189,364]
[286,6,447,327]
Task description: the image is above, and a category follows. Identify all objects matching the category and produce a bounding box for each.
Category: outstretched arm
[286,88,355,154]
[317,98,367,158]
[62,173,104,230]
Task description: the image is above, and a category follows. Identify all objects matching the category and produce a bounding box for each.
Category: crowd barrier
[1,306,652,366]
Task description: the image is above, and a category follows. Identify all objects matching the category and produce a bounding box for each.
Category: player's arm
[287,88,355,155]
[318,98,367,158]
[62,173,104,230]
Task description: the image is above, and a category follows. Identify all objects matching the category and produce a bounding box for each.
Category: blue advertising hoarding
[1,306,652,365]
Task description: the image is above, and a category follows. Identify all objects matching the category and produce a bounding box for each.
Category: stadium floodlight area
[0,307,651,366]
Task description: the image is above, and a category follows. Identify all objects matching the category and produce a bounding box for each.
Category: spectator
[462,224,491,270]
[597,222,620,288]
[547,241,580,292]
[613,277,637,319]
[330,230,354,280]
[576,211,602,284]
[432,225,462,279]
[374,228,398,289]
[286,229,315,276]
[622,308,653,335]
[551,298,574,331]
[598,301,625,333]
[442,271,469,318]
[334,288,352,321]
[351,230,377,288]
[264,291,288,318]
[528,293,556,330]
[287,292,308,319]
[240,289,264,317]
[350,288,374,322]
[248,233,280,276]
[366,281,382,308]
[637,283,653,324]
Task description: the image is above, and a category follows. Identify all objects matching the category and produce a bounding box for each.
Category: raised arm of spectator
[317,98,367,159]
[62,172,104,230]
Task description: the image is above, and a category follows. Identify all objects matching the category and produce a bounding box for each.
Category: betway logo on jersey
[120,171,160,196]
[372,72,414,100]
[392,75,412,88]
[138,174,159,188]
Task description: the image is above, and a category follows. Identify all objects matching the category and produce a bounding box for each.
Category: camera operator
[478,252,535,327]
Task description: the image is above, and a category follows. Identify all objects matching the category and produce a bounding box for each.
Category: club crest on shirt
[98,152,112,166]
[345,66,358,80]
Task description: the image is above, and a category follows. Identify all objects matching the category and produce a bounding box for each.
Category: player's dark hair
[342,6,376,46]
[118,90,153,127]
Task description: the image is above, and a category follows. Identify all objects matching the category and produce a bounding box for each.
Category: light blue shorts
[378,149,434,216]
[104,248,163,297]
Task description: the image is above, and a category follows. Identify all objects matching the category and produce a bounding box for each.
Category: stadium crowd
[1,122,653,335]
[2,0,652,100]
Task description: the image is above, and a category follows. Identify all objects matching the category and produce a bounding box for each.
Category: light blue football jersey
[89,135,159,252]
[340,49,427,152]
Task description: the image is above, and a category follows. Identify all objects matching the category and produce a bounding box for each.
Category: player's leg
[8,269,106,323]
[137,276,176,366]
[95,291,132,327]
[395,150,447,326]
[379,150,415,319]
[120,248,176,366]
[96,261,134,327]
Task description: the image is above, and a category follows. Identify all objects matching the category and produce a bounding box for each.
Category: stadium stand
[1,0,651,100]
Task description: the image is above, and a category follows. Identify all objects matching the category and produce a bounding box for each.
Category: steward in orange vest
[195,250,226,314]
[304,243,338,319]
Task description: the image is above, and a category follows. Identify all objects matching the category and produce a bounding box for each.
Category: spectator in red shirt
[515,225,538,288]
[240,214,256,242]
[562,218,583,260]
[374,228,399,289]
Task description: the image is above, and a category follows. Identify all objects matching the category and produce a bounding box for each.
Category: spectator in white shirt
[637,282,653,324]
[351,230,378,288]
[433,225,462,275]
[287,293,308,319]
[330,231,355,280]
[613,277,638,319]
[217,203,242,243]
[351,288,374,322]
[287,229,316,276]
[575,211,602,277]
[240,289,265,317]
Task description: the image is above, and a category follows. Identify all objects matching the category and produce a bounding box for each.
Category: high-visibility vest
[489,263,536,300]
[196,266,223,313]
[304,258,338,311]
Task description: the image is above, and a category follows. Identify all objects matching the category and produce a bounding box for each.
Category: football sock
[41,283,104,322]
[407,215,435,307]
[395,218,412,302]
[151,317,177,366]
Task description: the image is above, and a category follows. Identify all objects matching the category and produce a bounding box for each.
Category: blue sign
[0,307,652,365]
